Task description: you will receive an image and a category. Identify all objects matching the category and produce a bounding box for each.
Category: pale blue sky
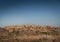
[0,0,60,27]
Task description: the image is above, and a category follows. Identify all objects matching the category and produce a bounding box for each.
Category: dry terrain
[0,24,60,42]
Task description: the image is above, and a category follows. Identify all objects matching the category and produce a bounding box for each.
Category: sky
[0,0,60,27]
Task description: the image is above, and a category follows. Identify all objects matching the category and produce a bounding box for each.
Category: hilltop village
[0,24,60,42]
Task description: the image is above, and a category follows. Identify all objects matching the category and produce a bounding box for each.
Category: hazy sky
[0,0,60,27]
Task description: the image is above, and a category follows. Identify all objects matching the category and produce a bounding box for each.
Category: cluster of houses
[0,25,60,40]
[5,24,60,33]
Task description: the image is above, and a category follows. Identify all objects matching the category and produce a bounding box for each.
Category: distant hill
[0,24,60,42]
